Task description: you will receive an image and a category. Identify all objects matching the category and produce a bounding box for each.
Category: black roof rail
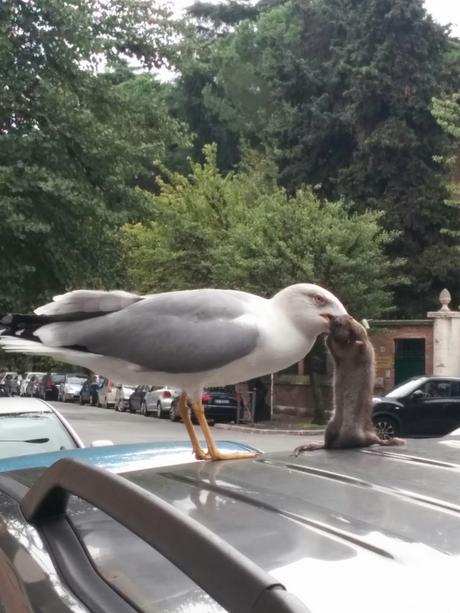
[20,458,310,613]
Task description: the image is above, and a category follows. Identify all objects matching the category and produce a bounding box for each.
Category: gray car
[0,431,458,612]
[143,385,181,417]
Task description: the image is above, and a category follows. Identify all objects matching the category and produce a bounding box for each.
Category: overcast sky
[424,0,459,35]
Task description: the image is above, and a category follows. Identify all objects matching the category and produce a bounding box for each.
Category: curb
[214,423,326,436]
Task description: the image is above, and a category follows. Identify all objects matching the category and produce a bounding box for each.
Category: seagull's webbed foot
[203,449,258,461]
[191,400,257,461]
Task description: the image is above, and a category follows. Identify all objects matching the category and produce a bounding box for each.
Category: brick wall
[272,320,434,413]
[369,321,433,394]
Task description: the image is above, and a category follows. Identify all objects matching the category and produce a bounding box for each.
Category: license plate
[214,399,230,404]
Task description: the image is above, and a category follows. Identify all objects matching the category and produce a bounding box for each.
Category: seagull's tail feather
[0,335,106,372]
[0,289,143,343]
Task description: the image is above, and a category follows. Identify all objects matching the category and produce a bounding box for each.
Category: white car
[0,397,112,457]
[144,386,181,418]
[114,384,136,412]
[19,372,45,396]
[97,378,118,409]
[58,374,87,403]
[0,371,20,395]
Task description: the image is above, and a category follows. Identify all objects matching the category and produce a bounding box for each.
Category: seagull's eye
[312,294,327,306]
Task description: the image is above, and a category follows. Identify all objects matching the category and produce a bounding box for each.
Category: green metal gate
[394,338,426,385]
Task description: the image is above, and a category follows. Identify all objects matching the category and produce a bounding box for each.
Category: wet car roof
[1,433,459,612]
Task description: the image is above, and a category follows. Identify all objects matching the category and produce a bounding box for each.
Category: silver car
[114,383,136,412]
[0,433,458,612]
[58,374,87,403]
[144,385,181,417]
[19,372,45,396]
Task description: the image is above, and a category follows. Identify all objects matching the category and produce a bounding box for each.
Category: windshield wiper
[0,438,50,444]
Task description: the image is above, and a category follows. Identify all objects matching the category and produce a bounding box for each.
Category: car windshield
[67,377,86,385]
[0,412,77,459]
[385,378,426,398]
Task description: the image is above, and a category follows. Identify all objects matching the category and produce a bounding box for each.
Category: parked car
[38,372,66,400]
[25,373,43,398]
[19,371,45,396]
[0,397,84,457]
[114,383,136,412]
[80,376,101,406]
[373,375,460,439]
[128,384,150,414]
[144,385,181,417]
[0,371,20,396]
[169,386,244,423]
[97,377,118,408]
[58,374,87,403]
[0,432,458,612]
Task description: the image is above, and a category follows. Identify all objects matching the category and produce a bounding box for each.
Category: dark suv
[373,376,460,438]
[38,372,66,401]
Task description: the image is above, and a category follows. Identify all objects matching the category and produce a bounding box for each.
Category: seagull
[0,284,347,460]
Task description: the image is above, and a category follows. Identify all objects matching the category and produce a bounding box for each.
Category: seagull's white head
[273,283,348,336]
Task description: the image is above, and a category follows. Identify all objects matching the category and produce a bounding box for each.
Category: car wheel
[156,401,163,418]
[373,415,400,440]
[169,402,180,422]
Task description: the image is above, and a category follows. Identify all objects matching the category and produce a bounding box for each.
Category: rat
[294,315,405,455]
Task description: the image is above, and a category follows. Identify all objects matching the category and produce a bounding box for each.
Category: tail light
[46,380,53,389]
[233,394,242,403]
[202,392,212,402]
[108,380,112,393]
[162,390,171,399]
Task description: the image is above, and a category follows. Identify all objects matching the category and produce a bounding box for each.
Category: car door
[441,381,460,435]
[406,380,453,435]
[131,386,142,411]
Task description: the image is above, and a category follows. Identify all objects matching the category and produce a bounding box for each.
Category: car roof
[0,440,258,473]
[2,434,459,613]
[0,397,54,414]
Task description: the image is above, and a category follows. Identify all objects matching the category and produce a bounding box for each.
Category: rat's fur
[294,315,405,454]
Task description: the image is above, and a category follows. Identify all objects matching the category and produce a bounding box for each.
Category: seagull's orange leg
[191,399,257,461]
[178,393,209,459]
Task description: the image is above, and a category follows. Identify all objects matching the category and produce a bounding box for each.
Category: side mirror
[411,389,425,399]
[90,440,114,447]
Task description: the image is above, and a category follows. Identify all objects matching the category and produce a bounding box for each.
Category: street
[52,401,318,453]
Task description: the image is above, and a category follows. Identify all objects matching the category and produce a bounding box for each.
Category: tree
[120,145,402,318]
[432,92,460,207]
[0,0,188,311]
[180,0,460,315]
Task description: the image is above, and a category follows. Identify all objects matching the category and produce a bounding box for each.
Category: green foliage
[178,0,460,315]
[431,92,460,249]
[121,145,401,317]
[0,0,189,311]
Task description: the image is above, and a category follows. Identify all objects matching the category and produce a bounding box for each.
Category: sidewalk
[215,414,326,436]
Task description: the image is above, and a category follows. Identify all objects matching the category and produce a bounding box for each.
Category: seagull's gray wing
[36,289,260,373]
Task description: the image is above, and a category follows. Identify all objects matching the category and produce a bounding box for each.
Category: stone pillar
[427,289,460,376]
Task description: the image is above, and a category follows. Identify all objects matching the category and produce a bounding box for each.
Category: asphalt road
[52,401,318,453]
